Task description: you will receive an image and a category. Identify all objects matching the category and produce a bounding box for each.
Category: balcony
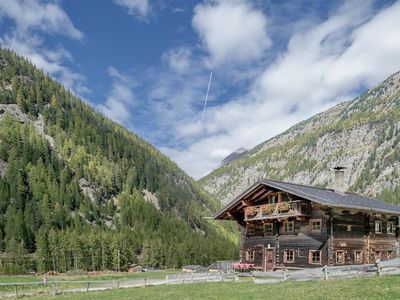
[244,200,310,221]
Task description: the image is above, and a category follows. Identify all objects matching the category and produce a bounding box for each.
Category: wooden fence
[252,258,400,284]
[0,272,237,298]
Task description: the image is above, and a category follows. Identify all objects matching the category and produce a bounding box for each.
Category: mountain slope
[0,49,237,274]
[200,72,400,206]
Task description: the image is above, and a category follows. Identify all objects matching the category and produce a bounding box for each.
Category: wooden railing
[244,200,309,221]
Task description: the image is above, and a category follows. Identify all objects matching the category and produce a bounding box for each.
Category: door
[265,248,275,271]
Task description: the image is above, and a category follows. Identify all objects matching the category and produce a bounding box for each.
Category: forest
[0,48,237,274]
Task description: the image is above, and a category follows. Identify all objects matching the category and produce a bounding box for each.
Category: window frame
[309,250,322,265]
[310,219,322,232]
[246,224,255,236]
[268,195,277,204]
[284,221,294,233]
[264,223,273,235]
[246,250,255,261]
[284,250,295,263]
[375,220,382,234]
[387,221,395,234]
[354,251,363,263]
[336,250,345,264]
[254,224,264,236]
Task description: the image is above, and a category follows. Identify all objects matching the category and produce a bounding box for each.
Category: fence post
[191,272,193,283]
[86,282,90,292]
[375,259,382,276]
[14,285,18,298]
[144,277,147,287]
[116,280,120,289]
[206,273,209,282]
[323,265,329,280]
[52,282,56,296]
[283,268,288,281]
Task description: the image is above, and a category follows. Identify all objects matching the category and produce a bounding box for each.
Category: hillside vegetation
[200,72,400,205]
[0,49,237,274]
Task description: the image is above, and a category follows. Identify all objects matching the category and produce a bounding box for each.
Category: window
[284,221,294,233]
[310,219,322,232]
[354,251,363,263]
[284,250,295,263]
[264,223,273,235]
[254,225,264,236]
[387,222,394,234]
[246,225,255,236]
[282,193,290,201]
[336,251,345,264]
[375,221,382,234]
[387,251,393,260]
[268,195,277,204]
[309,250,322,264]
[246,250,254,261]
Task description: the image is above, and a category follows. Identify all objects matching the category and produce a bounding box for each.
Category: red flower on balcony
[261,204,275,215]
[245,206,258,217]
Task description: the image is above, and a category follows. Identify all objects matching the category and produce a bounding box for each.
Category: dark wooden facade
[214,180,400,270]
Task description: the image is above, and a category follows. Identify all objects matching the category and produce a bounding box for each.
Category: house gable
[214,179,400,221]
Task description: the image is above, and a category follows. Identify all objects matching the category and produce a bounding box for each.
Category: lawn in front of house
[28,275,400,300]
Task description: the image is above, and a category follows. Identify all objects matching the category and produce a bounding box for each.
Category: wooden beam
[258,191,273,202]
[249,187,267,201]
[228,209,245,226]
[278,192,282,203]
[240,200,250,206]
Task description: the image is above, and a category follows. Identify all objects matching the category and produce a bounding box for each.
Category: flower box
[245,206,258,218]
[277,201,291,213]
[261,204,275,215]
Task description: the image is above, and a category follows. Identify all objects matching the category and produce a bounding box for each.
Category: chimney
[333,166,346,195]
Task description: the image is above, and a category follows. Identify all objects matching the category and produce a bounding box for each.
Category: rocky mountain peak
[221,147,248,166]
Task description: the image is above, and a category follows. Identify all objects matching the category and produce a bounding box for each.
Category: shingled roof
[214,179,400,219]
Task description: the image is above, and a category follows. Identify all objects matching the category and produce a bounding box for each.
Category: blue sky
[1,0,400,179]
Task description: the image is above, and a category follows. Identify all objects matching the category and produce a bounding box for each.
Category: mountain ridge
[200,71,400,206]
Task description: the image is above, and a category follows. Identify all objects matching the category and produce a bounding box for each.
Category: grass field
[0,270,180,297]
[0,269,180,283]
[25,275,400,300]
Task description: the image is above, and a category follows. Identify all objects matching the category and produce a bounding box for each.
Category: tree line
[0,48,237,274]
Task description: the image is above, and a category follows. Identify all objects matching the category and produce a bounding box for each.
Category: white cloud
[98,67,135,124]
[192,0,271,67]
[162,47,192,73]
[114,0,150,21]
[0,0,83,40]
[163,0,400,179]
[0,0,88,95]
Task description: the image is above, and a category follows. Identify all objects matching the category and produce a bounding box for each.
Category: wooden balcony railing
[244,200,310,221]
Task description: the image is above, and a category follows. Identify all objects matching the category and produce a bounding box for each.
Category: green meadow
[24,275,400,300]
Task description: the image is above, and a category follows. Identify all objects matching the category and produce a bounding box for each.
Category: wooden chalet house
[214,169,400,271]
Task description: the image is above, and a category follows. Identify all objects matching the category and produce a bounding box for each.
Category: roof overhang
[214,179,400,220]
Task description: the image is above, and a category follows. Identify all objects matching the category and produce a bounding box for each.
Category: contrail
[202,72,213,121]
